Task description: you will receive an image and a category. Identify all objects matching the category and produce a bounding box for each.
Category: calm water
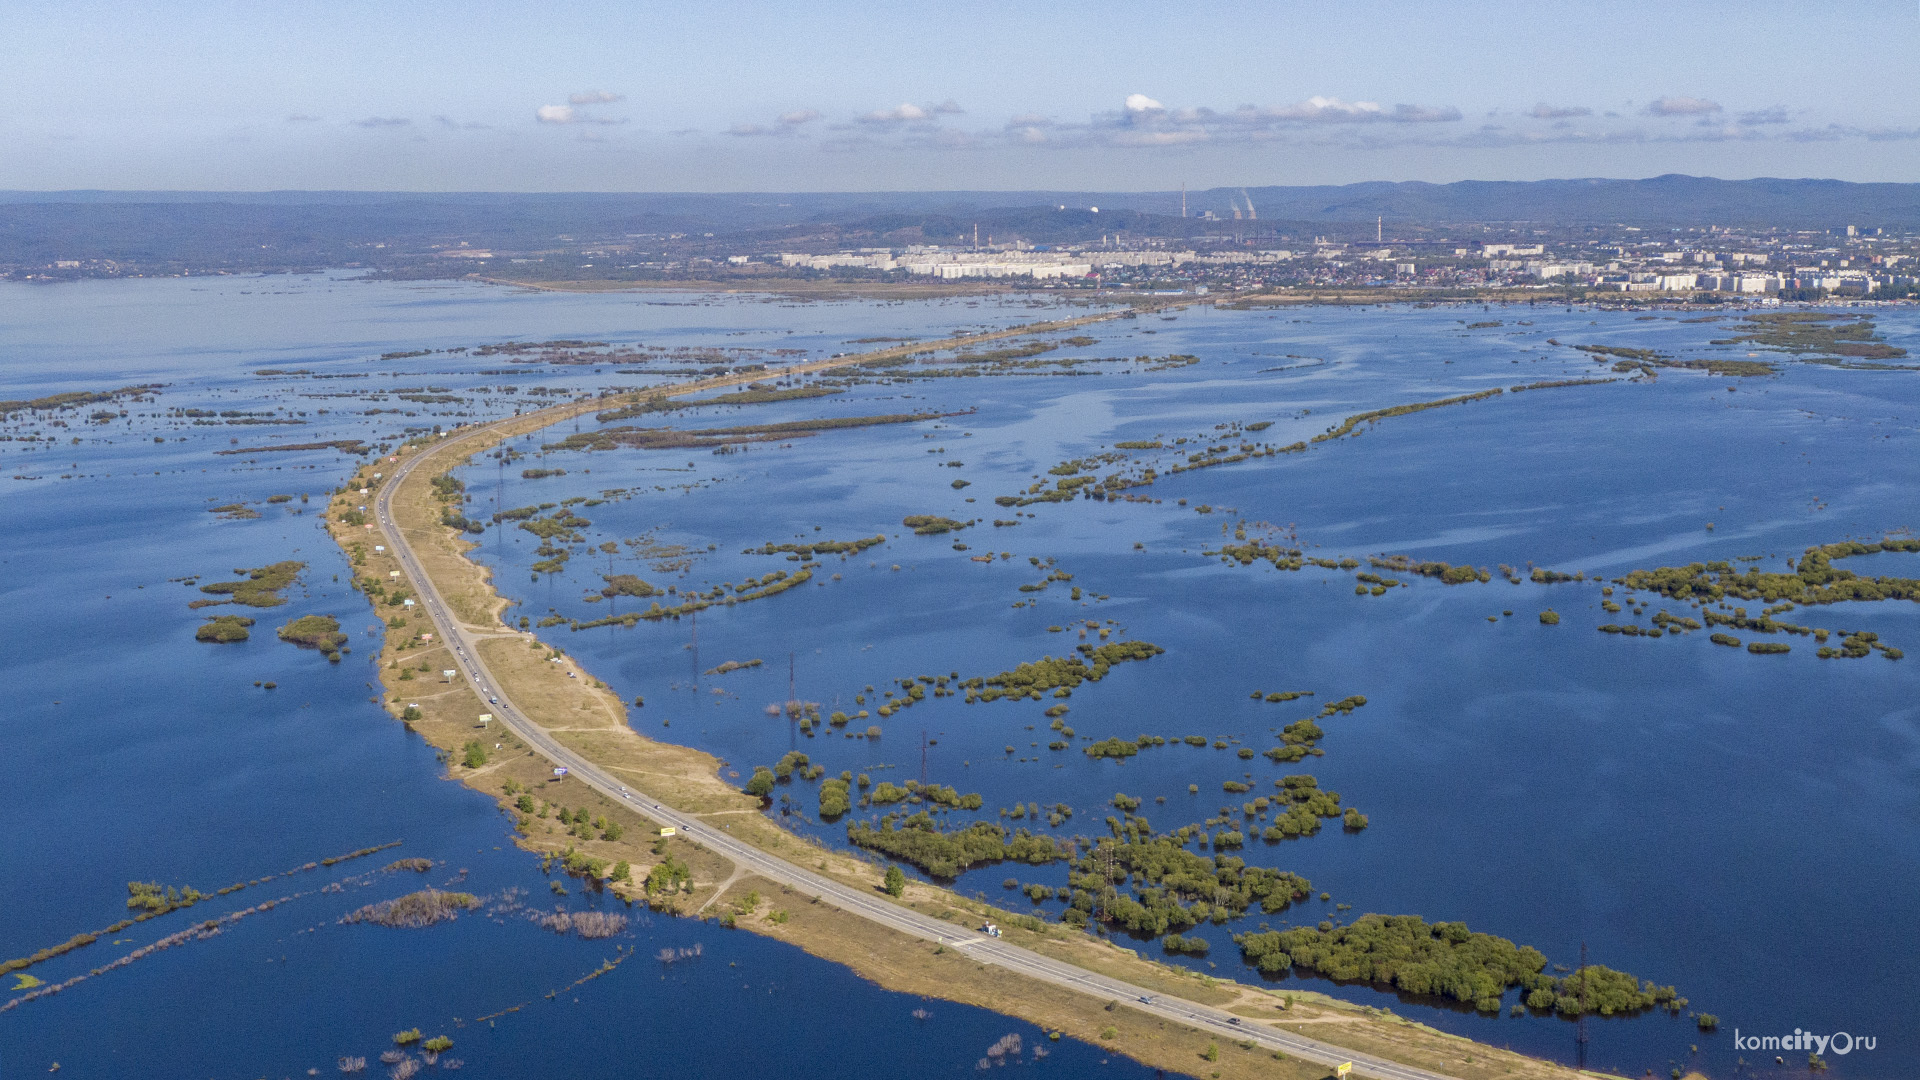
[5,278,1916,1079]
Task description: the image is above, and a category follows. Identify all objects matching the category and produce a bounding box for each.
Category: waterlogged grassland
[270,295,1827,1080]
[319,355,1621,1080]
[1237,915,1683,1018]
[542,412,958,453]
[1591,539,1919,659]
[1714,311,1912,364]
[191,560,305,609]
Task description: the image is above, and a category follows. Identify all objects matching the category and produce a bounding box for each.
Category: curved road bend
[374,414,1463,1080]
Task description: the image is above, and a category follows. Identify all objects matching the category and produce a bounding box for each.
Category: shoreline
[325,313,1630,1080]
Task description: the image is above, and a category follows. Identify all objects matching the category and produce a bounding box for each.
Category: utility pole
[1576,941,1590,1070]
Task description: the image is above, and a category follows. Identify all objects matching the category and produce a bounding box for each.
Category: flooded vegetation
[277,614,349,657]
[339,889,482,928]
[542,412,956,453]
[193,560,305,608]
[17,279,1920,1080]
[1715,311,1911,363]
[195,613,256,642]
[1236,915,1681,1018]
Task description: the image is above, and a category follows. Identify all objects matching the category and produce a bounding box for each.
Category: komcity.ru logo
[1733,1029,1876,1056]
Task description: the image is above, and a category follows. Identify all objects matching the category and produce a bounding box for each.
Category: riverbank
[472,276,1027,301]
[324,316,1628,1080]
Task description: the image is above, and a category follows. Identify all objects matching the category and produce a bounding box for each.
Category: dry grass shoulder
[715,874,1331,1080]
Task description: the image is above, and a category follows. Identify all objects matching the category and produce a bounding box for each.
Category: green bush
[744,767,776,798]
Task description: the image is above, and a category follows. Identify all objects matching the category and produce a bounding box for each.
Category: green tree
[461,741,487,769]
[745,766,776,798]
[884,865,906,897]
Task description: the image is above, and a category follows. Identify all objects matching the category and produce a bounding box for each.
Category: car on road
[489,696,498,704]
[1138,996,1152,1005]
[1226,1018,1241,1025]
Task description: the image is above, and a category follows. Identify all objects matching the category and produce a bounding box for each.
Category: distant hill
[1,176,1913,273]
[1224,175,1920,227]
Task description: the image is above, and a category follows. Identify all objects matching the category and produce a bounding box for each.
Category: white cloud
[1233,97,1461,125]
[930,99,965,116]
[285,114,321,124]
[1254,95,1382,121]
[568,90,624,105]
[860,103,930,125]
[705,90,1880,158]
[537,104,624,126]
[1646,96,1721,116]
[352,116,411,128]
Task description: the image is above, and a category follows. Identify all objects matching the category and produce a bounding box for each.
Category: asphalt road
[371,404,1464,1080]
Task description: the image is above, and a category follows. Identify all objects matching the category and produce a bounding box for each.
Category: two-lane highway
[370,408,1463,1080]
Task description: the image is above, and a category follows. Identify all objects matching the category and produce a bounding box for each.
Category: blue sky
[4,0,1918,191]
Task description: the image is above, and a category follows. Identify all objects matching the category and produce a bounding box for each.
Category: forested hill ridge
[5,175,1920,280]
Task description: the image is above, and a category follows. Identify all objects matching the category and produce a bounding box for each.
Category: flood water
[4,276,1916,1079]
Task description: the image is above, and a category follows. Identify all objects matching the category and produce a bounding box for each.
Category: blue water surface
[4,279,1916,1079]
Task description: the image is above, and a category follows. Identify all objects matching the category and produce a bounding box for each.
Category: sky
[3,0,1918,192]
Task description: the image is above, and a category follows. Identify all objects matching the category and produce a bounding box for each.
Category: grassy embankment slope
[324,317,1624,1080]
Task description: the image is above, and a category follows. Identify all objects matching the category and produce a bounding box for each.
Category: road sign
[442,670,456,681]
[1335,1064,1353,1078]
[477,714,492,726]
[553,767,568,778]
